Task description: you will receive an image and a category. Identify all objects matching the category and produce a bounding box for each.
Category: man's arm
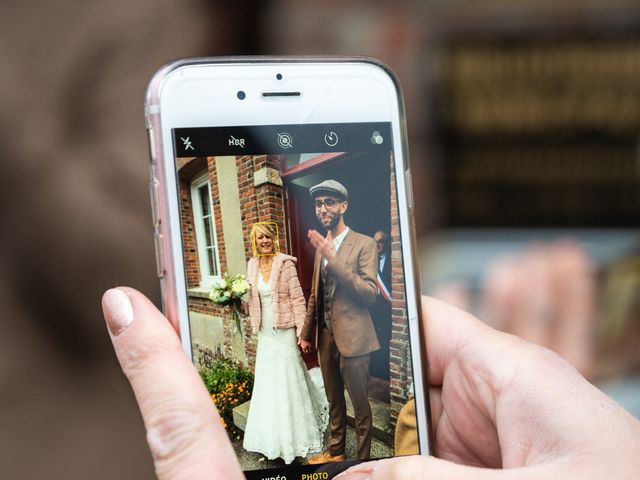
[326,236,378,306]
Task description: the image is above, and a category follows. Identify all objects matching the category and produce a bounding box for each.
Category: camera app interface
[173,123,418,479]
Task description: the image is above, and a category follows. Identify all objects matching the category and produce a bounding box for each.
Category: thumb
[102,287,243,480]
[336,456,545,480]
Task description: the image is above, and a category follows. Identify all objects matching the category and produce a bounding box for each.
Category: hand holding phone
[102,288,640,479]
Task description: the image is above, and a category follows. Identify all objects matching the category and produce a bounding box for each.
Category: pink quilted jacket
[246,253,307,336]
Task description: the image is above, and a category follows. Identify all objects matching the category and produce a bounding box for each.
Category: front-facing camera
[237,90,246,100]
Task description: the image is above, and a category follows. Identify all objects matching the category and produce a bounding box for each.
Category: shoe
[307,451,346,465]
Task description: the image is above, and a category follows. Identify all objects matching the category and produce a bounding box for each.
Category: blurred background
[1,0,639,478]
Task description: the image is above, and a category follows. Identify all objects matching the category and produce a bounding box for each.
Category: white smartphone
[145,57,433,479]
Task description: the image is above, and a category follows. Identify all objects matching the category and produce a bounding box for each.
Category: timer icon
[324,131,339,147]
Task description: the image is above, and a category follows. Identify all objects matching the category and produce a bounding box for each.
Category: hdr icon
[228,135,245,148]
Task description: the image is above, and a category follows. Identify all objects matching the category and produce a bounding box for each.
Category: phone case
[144,56,434,457]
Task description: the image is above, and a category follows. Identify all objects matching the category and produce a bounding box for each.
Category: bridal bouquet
[209,273,251,332]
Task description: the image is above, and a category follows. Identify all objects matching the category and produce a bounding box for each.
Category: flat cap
[309,179,348,200]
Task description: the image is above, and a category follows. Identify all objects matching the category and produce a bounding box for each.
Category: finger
[326,230,334,241]
[422,296,514,387]
[336,455,546,480]
[510,246,554,348]
[479,255,519,332]
[549,240,594,377]
[422,296,524,467]
[308,230,322,248]
[102,287,243,480]
[311,229,328,245]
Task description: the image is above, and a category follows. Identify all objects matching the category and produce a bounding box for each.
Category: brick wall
[179,180,200,288]
[236,154,288,257]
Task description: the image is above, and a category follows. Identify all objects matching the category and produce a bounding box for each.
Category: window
[191,173,221,287]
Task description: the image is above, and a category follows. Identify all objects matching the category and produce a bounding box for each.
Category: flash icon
[181,136,195,151]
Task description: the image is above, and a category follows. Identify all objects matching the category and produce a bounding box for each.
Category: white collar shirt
[379,252,387,273]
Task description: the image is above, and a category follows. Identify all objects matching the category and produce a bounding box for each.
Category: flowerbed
[198,349,254,439]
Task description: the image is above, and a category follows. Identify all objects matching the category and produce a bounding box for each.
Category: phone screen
[171,121,420,478]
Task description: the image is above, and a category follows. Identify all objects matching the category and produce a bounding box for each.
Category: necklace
[259,258,273,272]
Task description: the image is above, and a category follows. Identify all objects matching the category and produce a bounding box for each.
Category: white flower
[232,279,250,295]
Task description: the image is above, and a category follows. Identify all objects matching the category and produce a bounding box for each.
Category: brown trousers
[318,324,372,460]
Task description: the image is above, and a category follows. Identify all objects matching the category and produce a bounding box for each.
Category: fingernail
[102,288,134,337]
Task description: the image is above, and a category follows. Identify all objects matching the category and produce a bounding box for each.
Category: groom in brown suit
[299,179,380,464]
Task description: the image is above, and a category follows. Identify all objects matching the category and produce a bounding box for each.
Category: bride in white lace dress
[242,223,328,464]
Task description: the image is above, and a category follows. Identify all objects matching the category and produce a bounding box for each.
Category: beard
[317,210,341,231]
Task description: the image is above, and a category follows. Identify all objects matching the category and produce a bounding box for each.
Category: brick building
[177,151,412,429]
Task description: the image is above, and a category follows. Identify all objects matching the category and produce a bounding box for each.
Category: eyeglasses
[315,198,342,209]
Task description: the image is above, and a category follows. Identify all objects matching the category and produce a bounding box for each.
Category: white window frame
[190,172,221,288]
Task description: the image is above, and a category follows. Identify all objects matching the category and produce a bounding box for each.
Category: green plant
[197,349,254,438]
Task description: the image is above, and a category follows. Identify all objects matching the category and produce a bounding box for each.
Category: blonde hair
[250,222,279,256]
